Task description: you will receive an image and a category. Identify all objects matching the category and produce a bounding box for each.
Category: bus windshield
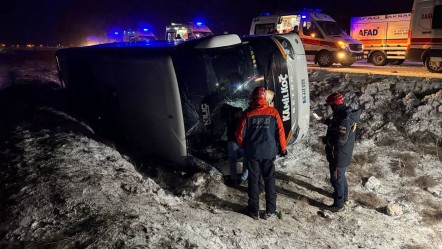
[316,21,347,36]
[173,36,285,164]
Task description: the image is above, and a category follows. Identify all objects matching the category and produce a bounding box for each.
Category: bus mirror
[194,34,242,49]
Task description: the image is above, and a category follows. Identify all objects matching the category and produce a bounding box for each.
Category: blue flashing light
[196,22,203,26]
[114,32,119,35]
[315,8,322,13]
[301,15,307,19]
[263,12,270,16]
[143,28,148,31]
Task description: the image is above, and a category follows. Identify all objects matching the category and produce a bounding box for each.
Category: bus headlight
[336,41,349,49]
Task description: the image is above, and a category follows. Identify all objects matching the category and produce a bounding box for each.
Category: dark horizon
[0,0,414,45]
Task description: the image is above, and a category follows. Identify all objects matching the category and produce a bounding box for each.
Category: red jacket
[235,99,286,159]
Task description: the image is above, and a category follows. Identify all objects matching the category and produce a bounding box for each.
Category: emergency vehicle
[56,34,310,170]
[165,22,213,40]
[350,13,411,66]
[107,28,156,43]
[123,29,156,42]
[406,0,442,73]
[250,11,364,67]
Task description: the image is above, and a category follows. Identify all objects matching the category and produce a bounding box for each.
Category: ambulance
[55,34,310,170]
[350,13,411,66]
[406,0,442,73]
[165,22,213,40]
[250,11,364,67]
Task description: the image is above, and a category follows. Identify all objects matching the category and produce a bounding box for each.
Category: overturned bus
[56,34,310,169]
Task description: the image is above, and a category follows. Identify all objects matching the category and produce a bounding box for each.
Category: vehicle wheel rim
[429,61,442,72]
[319,54,331,65]
[374,55,384,64]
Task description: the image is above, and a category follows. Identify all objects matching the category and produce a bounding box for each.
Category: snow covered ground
[0,50,441,248]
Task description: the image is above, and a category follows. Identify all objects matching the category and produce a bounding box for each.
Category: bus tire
[317,52,333,67]
[425,56,442,73]
[389,59,405,65]
[371,51,388,66]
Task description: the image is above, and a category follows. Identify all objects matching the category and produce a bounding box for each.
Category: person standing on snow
[220,103,248,185]
[320,92,360,213]
[235,86,287,220]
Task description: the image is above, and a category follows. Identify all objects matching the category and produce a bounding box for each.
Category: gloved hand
[278,150,287,157]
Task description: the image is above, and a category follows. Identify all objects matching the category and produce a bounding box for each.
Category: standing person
[220,103,247,185]
[320,92,360,213]
[235,86,287,220]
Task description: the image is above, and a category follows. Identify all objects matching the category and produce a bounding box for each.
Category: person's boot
[326,205,345,213]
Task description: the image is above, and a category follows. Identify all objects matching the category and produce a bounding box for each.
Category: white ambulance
[165,22,213,40]
[250,11,364,67]
[406,0,442,73]
[351,13,411,66]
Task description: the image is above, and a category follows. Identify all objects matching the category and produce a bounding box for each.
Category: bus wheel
[389,59,405,65]
[425,57,442,73]
[371,51,388,66]
[317,52,333,67]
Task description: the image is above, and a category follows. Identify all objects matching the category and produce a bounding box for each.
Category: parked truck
[406,0,442,73]
[250,11,364,67]
[350,13,411,66]
[56,34,310,170]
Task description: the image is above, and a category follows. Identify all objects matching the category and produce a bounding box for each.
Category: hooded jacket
[235,98,286,160]
[324,105,361,167]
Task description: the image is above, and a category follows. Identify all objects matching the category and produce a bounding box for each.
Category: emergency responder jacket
[235,98,286,160]
[324,105,361,167]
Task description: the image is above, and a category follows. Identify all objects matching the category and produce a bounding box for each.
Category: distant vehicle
[406,0,442,73]
[165,22,213,40]
[56,34,310,169]
[351,13,411,66]
[123,29,156,42]
[107,28,156,43]
[250,11,364,67]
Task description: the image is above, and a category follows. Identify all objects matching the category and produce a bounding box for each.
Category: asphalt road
[307,61,442,79]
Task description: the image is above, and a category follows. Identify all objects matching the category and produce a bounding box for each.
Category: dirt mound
[309,71,442,149]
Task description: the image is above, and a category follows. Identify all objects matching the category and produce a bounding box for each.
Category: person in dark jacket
[220,104,248,185]
[235,86,287,220]
[320,92,361,213]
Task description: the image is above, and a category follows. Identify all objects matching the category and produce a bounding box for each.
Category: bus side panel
[57,51,187,165]
[103,57,187,164]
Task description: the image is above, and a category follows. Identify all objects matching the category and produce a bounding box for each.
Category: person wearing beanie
[320,92,361,213]
[235,86,287,220]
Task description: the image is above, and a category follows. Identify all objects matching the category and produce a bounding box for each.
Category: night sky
[0,0,414,45]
